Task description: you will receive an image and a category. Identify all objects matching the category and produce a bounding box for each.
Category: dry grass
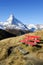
[0,30,43,65]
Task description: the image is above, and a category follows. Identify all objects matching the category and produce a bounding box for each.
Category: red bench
[20,35,40,46]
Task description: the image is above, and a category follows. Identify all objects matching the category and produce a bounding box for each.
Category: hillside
[0,30,43,65]
[0,29,17,40]
[0,29,29,40]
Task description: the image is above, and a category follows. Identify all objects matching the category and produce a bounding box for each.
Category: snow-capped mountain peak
[0,14,29,30]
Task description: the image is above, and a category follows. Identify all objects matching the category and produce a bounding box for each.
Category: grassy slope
[0,30,43,65]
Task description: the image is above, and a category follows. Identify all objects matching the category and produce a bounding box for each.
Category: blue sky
[0,0,43,24]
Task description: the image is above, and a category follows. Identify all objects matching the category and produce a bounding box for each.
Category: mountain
[0,14,29,31]
[27,24,43,32]
[0,14,43,33]
[26,24,37,32]
[0,14,30,37]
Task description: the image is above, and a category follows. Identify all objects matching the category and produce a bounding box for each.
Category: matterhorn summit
[0,14,29,30]
[6,14,29,30]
